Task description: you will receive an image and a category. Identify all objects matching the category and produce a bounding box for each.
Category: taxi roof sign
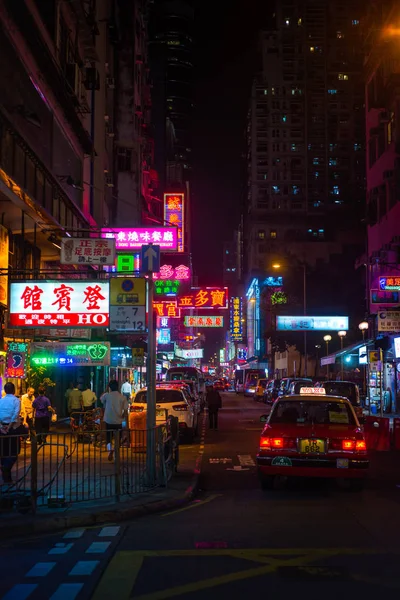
[300,387,326,395]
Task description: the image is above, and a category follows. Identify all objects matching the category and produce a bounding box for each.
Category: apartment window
[257,230,266,240]
[118,148,132,171]
[292,185,300,195]
[332,185,340,196]
[270,230,277,239]
[354,143,362,151]
[352,19,360,25]
[336,31,344,39]
[282,115,287,122]
[313,158,319,165]
[272,185,280,194]
[338,73,349,81]
[328,89,337,95]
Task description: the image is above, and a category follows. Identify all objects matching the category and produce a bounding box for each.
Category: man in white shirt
[101,380,129,461]
[121,378,132,403]
[0,383,21,430]
[82,385,97,411]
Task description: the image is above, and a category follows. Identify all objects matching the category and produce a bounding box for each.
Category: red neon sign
[164,193,184,253]
[153,300,181,318]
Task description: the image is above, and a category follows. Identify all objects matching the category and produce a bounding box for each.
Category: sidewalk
[0,416,206,539]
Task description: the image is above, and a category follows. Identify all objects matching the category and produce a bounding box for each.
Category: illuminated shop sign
[164,193,184,252]
[230,297,243,341]
[116,254,141,272]
[9,281,110,327]
[61,238,115,266]
[183,316,224,327]
[263,276,283,287]
[102,227,178,251]
[153,301,181,318]
[154,264,190,280]
[379,276,400,291]
[5,342,28,378]
[175,348,204,359]
[177,287,229,309]
[157,329,171,344]
[155,280,181,296]
[276,316,349,331]
[30,342,111,366]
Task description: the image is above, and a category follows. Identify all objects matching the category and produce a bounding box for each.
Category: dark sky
[191,1,273,284]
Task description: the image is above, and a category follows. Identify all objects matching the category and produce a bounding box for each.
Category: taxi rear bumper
[257,455,369,478]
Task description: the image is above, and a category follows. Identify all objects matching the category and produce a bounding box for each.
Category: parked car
[321,381,363,419]
[279,377,312,397]
[254,378,269,402]
[157,380,202,413]
[264,380,281,404]
[132,386,198,442]
[288,379,318,395]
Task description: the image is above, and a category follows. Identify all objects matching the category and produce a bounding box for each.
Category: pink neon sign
[101,228,178,251]
[153,265,191,280]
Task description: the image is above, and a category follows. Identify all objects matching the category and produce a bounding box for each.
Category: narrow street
[2,393,400,599]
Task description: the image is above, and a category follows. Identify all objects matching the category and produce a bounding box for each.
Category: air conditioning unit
[106,77,115,89]
[105,176,114,188]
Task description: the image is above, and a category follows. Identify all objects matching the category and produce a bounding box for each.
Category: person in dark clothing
[32,386,53,444]
[206,388,222,430]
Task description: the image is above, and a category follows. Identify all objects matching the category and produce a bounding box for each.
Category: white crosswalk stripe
[98,526,120,537]
[25,562,56,577]
[69,561,99,576]
[49,583,84,599]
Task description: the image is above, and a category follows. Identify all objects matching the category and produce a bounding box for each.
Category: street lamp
[273,261,307,377]
[358,321,368,340]
[338,331,347,380]
[323,335,332,379]
[315,345,321,377]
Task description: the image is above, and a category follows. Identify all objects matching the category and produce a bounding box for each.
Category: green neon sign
[155,280,180,295]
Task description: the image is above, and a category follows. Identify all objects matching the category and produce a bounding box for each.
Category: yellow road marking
[92,551,143,600]
[160,494,222,517]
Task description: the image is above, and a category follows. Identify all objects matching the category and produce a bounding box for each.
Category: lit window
[328,89,337,95]
[270,230,277,239]
[285,19,290,25]
[332,185,340,195]
[272,185,280,194]
[352,19,359,25]
[226,250,229,254]
[282,115,287,122]
[292,185,300,195]
[338,73,349,81]
[257,230,265,240]
[264,89,268,95]
[271,87,275,96]
[298,18,302,25]
[329,158,337,166]
[354,143,361,151]
[337,31,344,39]
[313,158,319,165]
[291,143,297,151]
[310,46,315,52]
[314,172,319,178]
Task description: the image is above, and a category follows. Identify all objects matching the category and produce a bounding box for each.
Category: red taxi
[256,387,368,491]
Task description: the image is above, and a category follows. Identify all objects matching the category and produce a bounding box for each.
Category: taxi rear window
[270,400,356,426]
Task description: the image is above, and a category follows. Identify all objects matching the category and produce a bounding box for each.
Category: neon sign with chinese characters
[9,281,110,327]
[157,329,171,344]
[230,297,243,341]
[164,193,184,252]
[102,227,178,251]
[153,264,190,281]
[177,287,229,309]
[153,301,181,318]
[155,280,180,296]
[379,276,400,291]
[184,316,224,327]
[5,342,28,378]
[30,342,111,366]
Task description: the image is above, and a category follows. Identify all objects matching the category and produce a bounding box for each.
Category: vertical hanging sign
[164,193,184,252]
[0,225,9,306]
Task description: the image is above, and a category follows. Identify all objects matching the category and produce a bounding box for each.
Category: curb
[0,414,207,540]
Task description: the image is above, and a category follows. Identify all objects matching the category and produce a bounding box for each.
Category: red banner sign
[177,287,228,309]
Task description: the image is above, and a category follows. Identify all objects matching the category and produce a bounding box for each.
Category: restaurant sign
[9,281,110,327]
[183,316,224,327]
[177,287,229,309]
[102,228,178,251]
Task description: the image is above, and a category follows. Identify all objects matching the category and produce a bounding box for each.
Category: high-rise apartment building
[245,0,365,275]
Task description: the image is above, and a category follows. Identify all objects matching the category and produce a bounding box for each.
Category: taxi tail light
[260,437,295,450]
[131,406,144,412]
[356,439,367,451]
[342,440,356,451]
[172,404,188,411]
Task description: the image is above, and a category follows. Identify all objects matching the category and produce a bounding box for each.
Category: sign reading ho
[276,316,349,331]
[61,238,115,266]
[9,281,110,328]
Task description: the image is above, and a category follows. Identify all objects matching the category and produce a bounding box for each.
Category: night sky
[191,1,273,284]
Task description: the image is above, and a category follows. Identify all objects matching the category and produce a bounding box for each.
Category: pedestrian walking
[121,378,132,403]
[20,387,35,442]
[68,383,83,416]
[0,382,27,483]
[82,384,97,411]
[32,386,54,444]
[206,387,222,430]
[100,380,129,461]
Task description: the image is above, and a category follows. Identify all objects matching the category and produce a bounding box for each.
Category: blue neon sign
[276,316,349,331]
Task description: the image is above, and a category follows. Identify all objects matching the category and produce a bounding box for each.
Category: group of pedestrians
[65,382,97,415]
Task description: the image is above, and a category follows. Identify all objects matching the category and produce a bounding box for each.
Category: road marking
[209,458,232,464]
[69,561,99,576]
[161,494,221,517]
[226,466,249,471]
[86,542,111,554]
[63,529,85,539]
[2,584,38,599]
[92,552,143,600]
[238,454,256,467]
[49,543,74,555]
[98,526,120,537]
[49,583,84,599]
[25,562,56,577]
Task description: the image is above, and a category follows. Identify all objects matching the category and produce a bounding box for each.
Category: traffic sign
[141,244,160,274]
[109,277,146,332]
[132,347,145,366]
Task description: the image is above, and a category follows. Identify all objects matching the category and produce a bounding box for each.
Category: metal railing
[0,423,177,514]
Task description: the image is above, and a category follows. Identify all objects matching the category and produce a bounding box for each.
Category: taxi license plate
[299,439,325,454]
[156,409,167,418]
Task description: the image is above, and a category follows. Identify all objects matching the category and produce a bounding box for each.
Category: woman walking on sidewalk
[32,386,54,444]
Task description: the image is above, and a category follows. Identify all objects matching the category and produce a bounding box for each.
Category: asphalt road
[2,393,400,599]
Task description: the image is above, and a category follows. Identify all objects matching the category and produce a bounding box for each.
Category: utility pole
[146,273,156,484]
[303,263,307,377]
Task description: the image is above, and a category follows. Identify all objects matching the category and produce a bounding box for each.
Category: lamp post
[273,261,307,377]
[358,321,368,340]
[315,345,321,377]
[338,330,347,380]
[323,335,332,379]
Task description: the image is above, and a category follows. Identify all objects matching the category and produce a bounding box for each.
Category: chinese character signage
[378,310,400,333]
[30,342,111,367]
[102,228,178,251]
[177,287,229,309]
[155,280,181,296]
[184,316,224,327]
[230,297,243,341]
[276,316,349,331]
[157,328,171,344]
[164,193,184,253]
[9,281,110,327]
[153,301,181,318]
[379,277,400,291]
[154,264,190,281]
[61,238,115,266]
[5,342,28,378]
[109,277,146,332]
[175,348,204,359]
[0,225,8,306]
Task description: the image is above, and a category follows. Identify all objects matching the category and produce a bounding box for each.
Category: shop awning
[320,339,374,366]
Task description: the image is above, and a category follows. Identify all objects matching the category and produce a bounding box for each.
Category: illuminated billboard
[230,297,243,341]
[379,276,400,291]
[177,287,228,309]
[102,227,178,251]
[276,316,349,331]
[164,193,184,252]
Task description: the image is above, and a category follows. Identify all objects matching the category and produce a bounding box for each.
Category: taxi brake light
[271,437,284,448]
[260,437,284,449]
[342,440,355,450]
[260,437,271,449]
[356,439,367,451]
